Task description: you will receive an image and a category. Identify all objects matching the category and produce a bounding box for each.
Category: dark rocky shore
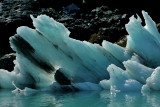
[0,0,159,71]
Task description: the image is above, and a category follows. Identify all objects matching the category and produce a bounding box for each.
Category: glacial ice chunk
[126,11,160,68]
[0,10,160,93]
[0,14,127,89]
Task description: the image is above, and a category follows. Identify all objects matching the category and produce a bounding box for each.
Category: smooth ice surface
[123,60,153,84]
[0,11,160,93]
[102,41,132,63]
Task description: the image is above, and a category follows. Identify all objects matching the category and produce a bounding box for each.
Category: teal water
[0,90,160,107]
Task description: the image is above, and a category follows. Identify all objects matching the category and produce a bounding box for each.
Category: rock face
[0,0,129,54]
[0,0,38,54]
[0,53,16,71]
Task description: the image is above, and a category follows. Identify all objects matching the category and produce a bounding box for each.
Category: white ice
[126,11,160,68]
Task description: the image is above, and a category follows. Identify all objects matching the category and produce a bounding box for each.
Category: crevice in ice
[55,68,71,85]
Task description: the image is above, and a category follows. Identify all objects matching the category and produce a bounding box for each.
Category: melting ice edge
[0,11,159,93]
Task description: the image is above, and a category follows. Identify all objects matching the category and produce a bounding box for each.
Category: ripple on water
[0,90,160,107]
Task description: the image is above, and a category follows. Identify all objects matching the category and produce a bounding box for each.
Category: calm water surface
[0,89,160,107]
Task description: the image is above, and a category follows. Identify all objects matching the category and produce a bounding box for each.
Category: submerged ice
[0,10,160,93]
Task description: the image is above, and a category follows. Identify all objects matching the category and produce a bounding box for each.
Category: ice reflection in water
[0,90,160,107]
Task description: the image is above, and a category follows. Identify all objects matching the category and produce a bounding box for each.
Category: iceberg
[0,10,160,93]
[1,13,125,89]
